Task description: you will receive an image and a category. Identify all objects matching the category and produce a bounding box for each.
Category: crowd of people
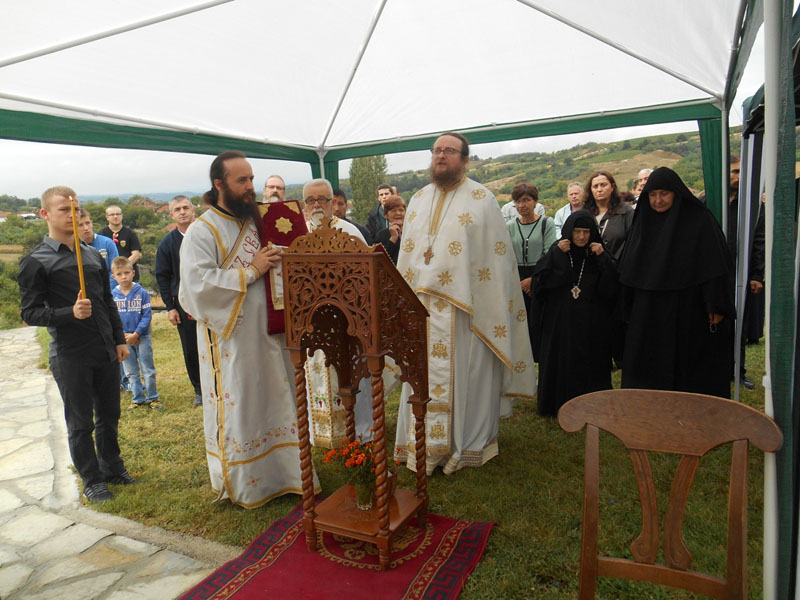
[16,135,763,508]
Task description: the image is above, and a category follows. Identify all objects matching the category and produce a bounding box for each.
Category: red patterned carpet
[179,503,495,600]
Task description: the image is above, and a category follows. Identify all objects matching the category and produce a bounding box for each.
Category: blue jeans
[122,334,159,405]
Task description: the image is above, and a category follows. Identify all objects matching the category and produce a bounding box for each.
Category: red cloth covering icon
[257,200,308,334]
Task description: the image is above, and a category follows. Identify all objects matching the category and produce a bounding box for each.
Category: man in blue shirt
[77,207,118,287]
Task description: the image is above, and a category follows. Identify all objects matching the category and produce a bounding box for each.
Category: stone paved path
[0,327,240,599]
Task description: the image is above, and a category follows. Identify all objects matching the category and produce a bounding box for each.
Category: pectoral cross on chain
[571,285,581,299]
[424,246,434,265]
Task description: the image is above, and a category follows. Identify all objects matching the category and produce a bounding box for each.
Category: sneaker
[126,402,145,411]
[742,376,756,390]
[107,469,136,485]
[148,400,163,410]
[193,394,202,408]
[84,482,114,503]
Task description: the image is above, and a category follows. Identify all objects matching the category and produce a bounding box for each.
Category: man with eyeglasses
[365,183,393,244]
[301,178,382,449]
[178,151,314,508]
[394,132,536,476]
[262,175,286,203]
[99,205,142,282]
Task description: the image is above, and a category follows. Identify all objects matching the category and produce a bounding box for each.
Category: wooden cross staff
[68,196,87,298]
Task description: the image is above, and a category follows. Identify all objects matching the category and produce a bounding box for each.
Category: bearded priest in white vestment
[179,152,318,508]
[394,133,536,476]
[301,179,391,448]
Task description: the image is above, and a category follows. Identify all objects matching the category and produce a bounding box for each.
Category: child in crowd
[111,257,160,409]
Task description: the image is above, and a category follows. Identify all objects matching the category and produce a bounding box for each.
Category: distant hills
[79,192,201,204]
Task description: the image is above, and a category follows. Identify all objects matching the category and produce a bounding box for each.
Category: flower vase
[354,482,373,510]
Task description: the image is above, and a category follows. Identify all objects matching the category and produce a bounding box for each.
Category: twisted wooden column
[290,350,316,551]
[410,395,428,525]
[339,386,357,443]
[367,357,390,569]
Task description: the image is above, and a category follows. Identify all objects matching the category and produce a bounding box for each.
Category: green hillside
[343,128,745,216]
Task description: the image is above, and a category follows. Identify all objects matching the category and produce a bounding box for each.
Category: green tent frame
[0,99,726,221]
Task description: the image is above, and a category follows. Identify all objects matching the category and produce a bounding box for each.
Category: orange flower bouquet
[323,438,376,509]
[323,438,376,486]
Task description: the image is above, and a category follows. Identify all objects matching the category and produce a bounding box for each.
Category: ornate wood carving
[283,220,430,570]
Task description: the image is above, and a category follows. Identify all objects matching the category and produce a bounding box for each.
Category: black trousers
[50,347,125,487]
[176,302,201,395]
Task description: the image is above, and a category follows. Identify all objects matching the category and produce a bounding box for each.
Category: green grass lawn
[43,313,769,599]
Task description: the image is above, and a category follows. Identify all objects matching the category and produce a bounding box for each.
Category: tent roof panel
[0,0,742,154]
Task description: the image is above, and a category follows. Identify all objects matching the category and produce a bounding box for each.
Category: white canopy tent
[3,0,798,597]
[0,0,757,218]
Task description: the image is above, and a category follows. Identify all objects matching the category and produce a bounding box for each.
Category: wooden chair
[558,389,782,599]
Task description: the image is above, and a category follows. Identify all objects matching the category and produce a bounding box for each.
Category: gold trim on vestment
[206,328,234,500]
[415,287,473,315]
[208,204,241,222]
[470,323,513,370]
[225,441,301,465]
[220,219,252,269]
[196,216,228,263]
[221,268,247,340]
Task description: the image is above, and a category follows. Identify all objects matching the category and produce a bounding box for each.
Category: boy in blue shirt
[111,257,160,409]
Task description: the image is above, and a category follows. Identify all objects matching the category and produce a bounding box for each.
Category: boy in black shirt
[18,186,136,502]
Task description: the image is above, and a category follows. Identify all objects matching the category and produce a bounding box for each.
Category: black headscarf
[618,167,731,290]
[533,209,604,293]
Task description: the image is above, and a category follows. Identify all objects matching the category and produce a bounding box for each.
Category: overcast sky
[0,29,766,200]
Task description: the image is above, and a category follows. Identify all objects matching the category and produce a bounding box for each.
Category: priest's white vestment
[179,206,316,508]
[394,177,536,475]
[302,217,399,447]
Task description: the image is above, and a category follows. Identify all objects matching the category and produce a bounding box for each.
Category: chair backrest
[558,389,782,600]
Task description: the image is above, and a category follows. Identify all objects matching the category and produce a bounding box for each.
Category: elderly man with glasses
[300,178,380,449]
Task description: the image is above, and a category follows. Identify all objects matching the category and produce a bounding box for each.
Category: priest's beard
[309,207,328,228]
[221,183,259,223]
[430,162,466,189]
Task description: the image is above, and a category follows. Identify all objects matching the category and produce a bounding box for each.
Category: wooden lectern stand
[282,219,430,570]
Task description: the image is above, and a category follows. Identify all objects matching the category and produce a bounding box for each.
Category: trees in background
[349,155,387,224]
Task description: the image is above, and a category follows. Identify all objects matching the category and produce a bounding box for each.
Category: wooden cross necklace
[567,251,586,299]
[425,187,457,264]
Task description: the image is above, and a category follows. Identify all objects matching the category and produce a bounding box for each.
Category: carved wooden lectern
[282,220,430,570]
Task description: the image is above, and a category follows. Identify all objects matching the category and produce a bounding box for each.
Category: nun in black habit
[532,209,618,417]
[619,167,734,398]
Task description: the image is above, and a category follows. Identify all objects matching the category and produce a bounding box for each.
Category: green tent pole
[698,117,723,224]
[324,160,340,191]
[762,0,797,597]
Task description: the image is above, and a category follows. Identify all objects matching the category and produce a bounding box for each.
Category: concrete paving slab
[0,489,23,513]
[0,562,34,598]
[2,406,48,423]
[0,440,53,480]
[32,545,139,589]
[27,522,113,562]
[0,438,31,459]
[19,572,125,600]
[18,421,51,438]
[106,571,214,600]
[17,472,55,500]
[136,549,205,577]
[0,507,73,545]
